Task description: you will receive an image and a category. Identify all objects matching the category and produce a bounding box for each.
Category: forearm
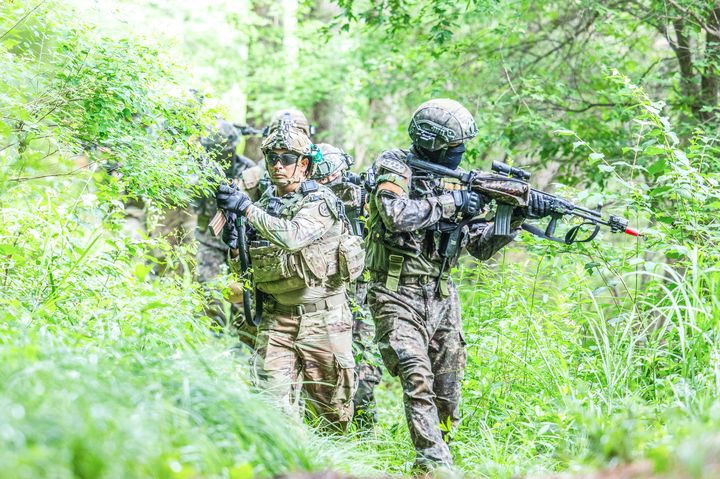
[244,203,330,252]
[377,191,456,233]
[466,215,524,260]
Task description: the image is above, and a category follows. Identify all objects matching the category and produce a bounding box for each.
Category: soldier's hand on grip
[216,184,252,215]
[452,190,482,217]
[527,191,552,219]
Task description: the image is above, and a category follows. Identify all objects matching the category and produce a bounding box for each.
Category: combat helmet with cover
[407,99,478,152]
[311,143,354,181]
[260,123,323,178]
[266,108,313,137]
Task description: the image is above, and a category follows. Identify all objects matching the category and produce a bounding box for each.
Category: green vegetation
[1,0,719,478]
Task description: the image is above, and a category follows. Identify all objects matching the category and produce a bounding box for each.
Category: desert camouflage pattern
[365,147,523,468]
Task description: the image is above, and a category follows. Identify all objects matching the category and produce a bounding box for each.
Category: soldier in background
[196,120,263,331]
[312,143,382,429]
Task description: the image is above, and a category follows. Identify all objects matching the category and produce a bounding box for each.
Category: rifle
[208,181,262,326]
[232,124,265,137]
[406,156,640,244]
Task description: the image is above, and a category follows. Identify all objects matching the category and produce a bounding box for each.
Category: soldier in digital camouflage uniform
[312,143,383,429]
[195,120,263,334]
[365,99,551,469]
[216,125,364,431]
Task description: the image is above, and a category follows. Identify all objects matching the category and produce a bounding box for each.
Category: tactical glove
[222,220,239,249]
[216,184,252,215]
[527,191,553,219]
[452,190,482,217]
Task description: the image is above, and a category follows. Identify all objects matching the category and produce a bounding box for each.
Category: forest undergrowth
[1,1,719,479]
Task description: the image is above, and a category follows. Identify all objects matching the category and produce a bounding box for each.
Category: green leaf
[553,129,576,136]
[644,145,666,156]
[647,158,666,175]
[650,186,672,196]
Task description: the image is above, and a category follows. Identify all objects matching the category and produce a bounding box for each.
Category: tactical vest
[365,149,468,293]
[249,181,365,296]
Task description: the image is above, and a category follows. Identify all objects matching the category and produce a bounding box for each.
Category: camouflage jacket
[365,148,523,280]
[234,181,348,306]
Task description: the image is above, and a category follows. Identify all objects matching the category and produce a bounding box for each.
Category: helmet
[267,108,312,137]
[260,125,313,157]
[311,143,353,180]
[407,99,478,151]
[200,120,239,162]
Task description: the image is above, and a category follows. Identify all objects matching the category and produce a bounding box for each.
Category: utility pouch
[250,242,306,294]
[300,236,341,282]
[438,272,450,297]
[338,234,366,282]
[385,254,404,292]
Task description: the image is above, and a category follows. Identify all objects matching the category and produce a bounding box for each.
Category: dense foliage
[1,0,719,478]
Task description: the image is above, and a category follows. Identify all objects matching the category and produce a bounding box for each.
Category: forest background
[1,0,719,478]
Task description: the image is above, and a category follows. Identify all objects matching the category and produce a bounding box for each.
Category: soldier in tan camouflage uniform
[216,125,363,431]
[365,99,551,469]
[312,143,383,429]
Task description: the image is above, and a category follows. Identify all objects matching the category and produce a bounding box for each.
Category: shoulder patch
[376,157,408,175]
[318,202,331,217]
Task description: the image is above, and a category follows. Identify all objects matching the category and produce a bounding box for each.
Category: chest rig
[367,151,468,296]
[249,181,364,295]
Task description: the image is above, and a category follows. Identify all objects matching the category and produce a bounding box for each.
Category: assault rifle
[208,173,262,326]
[407,156,640,244]
[232,124,265,136]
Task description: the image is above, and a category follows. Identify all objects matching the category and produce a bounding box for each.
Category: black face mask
[418,144,465,170]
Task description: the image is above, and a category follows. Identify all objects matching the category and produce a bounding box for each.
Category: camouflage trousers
[367,279,466,468]
[253,299,356,431]
[351,281,383,428]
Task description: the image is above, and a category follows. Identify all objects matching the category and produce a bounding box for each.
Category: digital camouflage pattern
[407,99,478,151]
[230,181,356,428]
[365,147,523,467]
[368,279,464,467]
[349,280,382,427]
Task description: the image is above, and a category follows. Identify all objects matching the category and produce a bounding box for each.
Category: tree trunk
[699,7,720,122]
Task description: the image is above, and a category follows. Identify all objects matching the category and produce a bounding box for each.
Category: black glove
[216,184,252,215]
[527,191,553,219]
[452,190,482,217]
[222,219,239,249]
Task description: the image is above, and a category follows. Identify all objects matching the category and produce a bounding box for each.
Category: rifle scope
[492,161,531,181]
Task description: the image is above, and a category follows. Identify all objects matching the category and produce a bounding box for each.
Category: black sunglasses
[265,152,300,166]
